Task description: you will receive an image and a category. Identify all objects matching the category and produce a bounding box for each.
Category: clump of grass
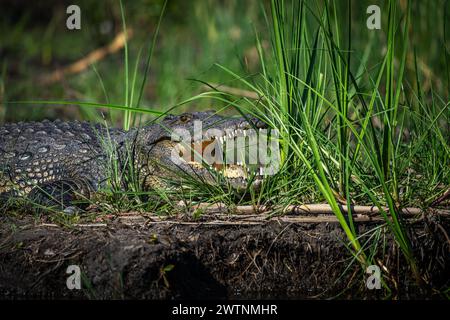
[193,0,449,291]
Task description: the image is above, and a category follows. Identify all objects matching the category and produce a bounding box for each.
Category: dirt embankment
[0,213,448,299]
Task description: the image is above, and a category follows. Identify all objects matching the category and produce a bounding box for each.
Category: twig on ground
[39,223,107,228]
[33,203,449,229]
[177,201,450,217]
[431,188,450,207]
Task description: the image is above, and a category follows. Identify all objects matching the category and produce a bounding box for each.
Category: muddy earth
[0,212,448,299]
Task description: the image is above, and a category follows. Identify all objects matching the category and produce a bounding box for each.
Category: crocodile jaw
[138,112,271,190]
[171,128,272,190]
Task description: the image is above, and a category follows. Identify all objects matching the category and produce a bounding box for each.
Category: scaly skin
[0,111,267,210]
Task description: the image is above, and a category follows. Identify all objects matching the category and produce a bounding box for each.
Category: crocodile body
[0,112,267,210]
[0,120,125,206]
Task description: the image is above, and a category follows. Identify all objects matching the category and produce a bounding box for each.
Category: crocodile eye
[180,115,190,122]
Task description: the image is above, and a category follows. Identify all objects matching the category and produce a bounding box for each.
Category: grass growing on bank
[189,0,449,291]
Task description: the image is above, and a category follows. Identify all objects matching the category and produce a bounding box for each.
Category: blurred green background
[0,0,448,125]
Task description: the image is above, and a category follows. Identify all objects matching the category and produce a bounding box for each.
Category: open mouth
[177,126,274,185]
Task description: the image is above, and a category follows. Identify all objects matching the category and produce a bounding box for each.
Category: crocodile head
[134,111,275,190]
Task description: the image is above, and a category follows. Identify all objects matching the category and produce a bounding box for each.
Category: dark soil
[0,213,449,299]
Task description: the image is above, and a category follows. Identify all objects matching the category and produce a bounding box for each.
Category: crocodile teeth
[209,128,260,143]
[187,128,269,180]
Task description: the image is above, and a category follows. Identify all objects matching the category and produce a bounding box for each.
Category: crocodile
[0,111,268,211]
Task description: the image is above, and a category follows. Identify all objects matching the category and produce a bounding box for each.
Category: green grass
[186,0,449,291]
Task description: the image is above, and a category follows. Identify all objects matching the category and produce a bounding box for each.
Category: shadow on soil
[0,214,448,299]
